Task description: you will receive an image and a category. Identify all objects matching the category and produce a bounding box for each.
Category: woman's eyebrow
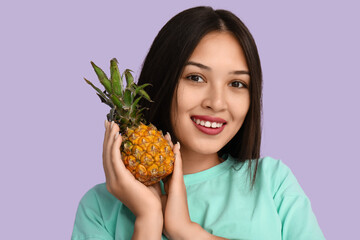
[185,61,211,70]
[185,61,249,75]
[229,70,250,75]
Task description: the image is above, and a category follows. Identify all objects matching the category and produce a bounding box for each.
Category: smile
[190,115,227,135]
[191,118,224,128]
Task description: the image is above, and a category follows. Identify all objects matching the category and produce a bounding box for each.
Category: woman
[72,6,325,240]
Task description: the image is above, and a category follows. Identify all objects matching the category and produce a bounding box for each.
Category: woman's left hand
[161,134,197,239]
[161,133,229,240]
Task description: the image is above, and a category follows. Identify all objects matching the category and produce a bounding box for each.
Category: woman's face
[171,31,250,156]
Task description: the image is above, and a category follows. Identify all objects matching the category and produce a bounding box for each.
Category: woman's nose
[201,86,227,112]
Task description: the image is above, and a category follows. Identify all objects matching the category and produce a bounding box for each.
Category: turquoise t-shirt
[72,156,325,239]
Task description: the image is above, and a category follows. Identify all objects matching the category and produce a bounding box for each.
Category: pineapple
[84,58,175,186]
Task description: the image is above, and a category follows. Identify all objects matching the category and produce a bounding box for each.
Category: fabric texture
[72,156,325,240]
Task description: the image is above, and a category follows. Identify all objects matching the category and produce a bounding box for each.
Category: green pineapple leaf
[135,108,147,125]
[134,83,152,98]
[124,69,134,87]
[110,94,123,110]
[110,58,123,97]
[139,89,152,102]
[96,93,114,108]
[84,77,110,102]
[130,96,142,119]
[123,89,132,107]
[132,96,142,109]
[90,61,112,94]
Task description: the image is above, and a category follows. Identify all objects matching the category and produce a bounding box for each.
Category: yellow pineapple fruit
[84,58,175,186]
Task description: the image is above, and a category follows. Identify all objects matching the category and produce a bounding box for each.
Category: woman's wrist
[167,222,203,240]
[132,211,163,240]
[170,222,228,240]
[130,195,162,219]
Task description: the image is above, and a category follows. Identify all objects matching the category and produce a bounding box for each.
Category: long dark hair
[138,6,263,188]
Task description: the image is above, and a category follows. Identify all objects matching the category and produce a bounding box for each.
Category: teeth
[192,118,224,128]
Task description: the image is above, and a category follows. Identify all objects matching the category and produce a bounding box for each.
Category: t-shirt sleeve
[71,187,114,240]
[271,159,326,240]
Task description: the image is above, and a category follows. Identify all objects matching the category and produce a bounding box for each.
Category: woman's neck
[179,145,222,175]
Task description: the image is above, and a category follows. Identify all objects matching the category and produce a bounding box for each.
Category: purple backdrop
[1,0,358,239]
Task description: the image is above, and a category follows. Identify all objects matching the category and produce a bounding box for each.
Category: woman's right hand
[103,120,163,222]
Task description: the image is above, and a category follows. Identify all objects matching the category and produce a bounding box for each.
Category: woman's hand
[162,134,228,240]
[161,134,196,239]
[103,120,163,239]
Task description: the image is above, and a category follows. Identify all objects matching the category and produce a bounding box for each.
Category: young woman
[72,6,325,240]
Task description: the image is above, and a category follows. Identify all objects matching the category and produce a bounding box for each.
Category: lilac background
[0,0,359,239]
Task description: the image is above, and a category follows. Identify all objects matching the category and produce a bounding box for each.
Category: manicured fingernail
[177,142,180,149]
[110,121,114,129]
[115,132,119,140]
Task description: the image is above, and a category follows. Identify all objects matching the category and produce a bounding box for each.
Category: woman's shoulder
[73,184,134,239]
[80,183,107,200]
[253,157,325,239]
[254,156,306,197]
[228,155,291,177]
[78,183,121,209]
[257,156,291,176]
[257,155,287,167]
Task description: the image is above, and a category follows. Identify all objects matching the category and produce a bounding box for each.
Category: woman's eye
[230,81,246,89]
[186,75,205,83]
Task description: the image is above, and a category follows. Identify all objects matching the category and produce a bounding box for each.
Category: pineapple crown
[84,58,152,133]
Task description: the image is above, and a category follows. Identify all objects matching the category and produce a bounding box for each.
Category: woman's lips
[191,115,227,135]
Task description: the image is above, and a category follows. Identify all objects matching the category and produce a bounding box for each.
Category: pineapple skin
[121,123,175,186]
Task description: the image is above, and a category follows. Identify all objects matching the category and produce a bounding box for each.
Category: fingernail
[177,142,180,149]
[110,121,114,129]
[105,119,108,128]
[115,132,119,140]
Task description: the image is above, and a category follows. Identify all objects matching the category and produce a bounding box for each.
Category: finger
[103,120,114,179]
[103,120,110,164]
[164,132,174,149]
[104,121,120,179]
[103,119,110,152]
[105,121,116,153]
[164,142,190,226]
[105,121,118,166]
[172,142,183,179]
[162,141,181,193]
[166,142,185,196]
[110,125,126,176]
